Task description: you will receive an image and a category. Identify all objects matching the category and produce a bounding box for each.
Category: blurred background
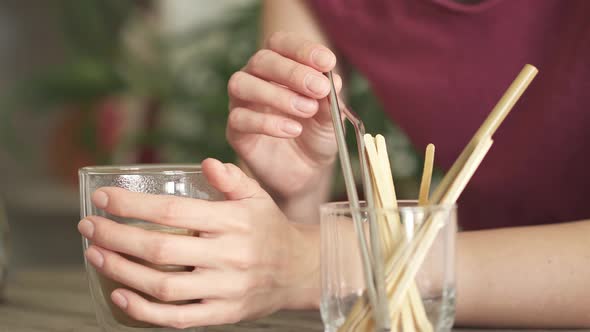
[0,0,426,271]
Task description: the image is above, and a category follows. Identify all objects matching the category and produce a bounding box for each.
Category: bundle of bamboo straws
[338,64,538,331]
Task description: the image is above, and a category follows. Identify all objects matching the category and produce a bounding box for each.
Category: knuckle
[247,49,273,73]
[285,64,306,87]
[232,210,254,234]
[261,116,279,135]
[125,302,143,321]
[225,306,244,325]
[88,219,105,241]
[232,275,256,298]
[297,40,315,61]
[227,109,243,131]
[267,31,286,49]
[105,198,124,216]
[147,239,171,265]
[228,71,246,98]
[169,311,191,329]
[243,274,259,294]
[237,247,259,270]
[154,276,177,302]
[99,251,117,272]
[162,198,182,221]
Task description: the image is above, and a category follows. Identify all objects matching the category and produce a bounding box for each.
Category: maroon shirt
[308,0,590,230]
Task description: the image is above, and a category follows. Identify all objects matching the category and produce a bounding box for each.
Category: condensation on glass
[79,164,223,332]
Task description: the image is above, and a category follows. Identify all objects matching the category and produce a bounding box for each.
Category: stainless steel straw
[326,71,390,331]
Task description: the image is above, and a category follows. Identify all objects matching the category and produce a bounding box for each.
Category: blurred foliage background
[0,0,425,200]
[0,0,433,268]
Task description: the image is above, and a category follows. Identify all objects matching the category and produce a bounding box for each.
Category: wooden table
[0,268,585,332]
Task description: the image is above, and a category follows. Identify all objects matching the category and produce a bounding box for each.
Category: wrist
[275,165,334,223]
[279,222,321,310]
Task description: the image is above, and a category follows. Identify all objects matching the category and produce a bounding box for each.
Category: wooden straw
[364,135,393,331]
[411,143,436,332]
[418,144,435,206]
[430,64,538,204]
[365,135,396,253]
[385,138,494,316]
[342,135,432,332]
[374,136,420,332]
[383,61,538,318]
[338,64,538,332]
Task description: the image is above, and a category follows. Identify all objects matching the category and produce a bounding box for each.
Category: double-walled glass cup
[79,165,223,332]
[320,201,457,332]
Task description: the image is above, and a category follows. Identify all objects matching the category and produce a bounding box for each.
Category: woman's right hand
[226,31,342,201]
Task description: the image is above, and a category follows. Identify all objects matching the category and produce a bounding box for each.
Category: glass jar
[320,201,457,332]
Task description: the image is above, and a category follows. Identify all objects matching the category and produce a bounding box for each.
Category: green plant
[0,0,423,196]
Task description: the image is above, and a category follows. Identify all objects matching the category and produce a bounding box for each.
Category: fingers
[266,31,336,72]
[228,107,302,138]
[244,49,331,98]
[226,72,342,140]
[110,290,242,328]
[228,71,319,117]
[227,32,341,129]
[90,187,233,232]
[201,158,267,201]
[79,217,218,267]
[85,246,259,303]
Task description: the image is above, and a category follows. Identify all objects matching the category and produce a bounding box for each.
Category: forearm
[455,219,590,328]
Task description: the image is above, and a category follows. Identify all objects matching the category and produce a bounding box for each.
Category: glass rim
[320,200,457,214]
[79,164,202,176]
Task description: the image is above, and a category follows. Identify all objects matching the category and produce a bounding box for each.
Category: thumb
[202,158,268,200]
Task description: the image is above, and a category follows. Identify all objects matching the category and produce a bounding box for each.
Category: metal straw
[326,71,390,331]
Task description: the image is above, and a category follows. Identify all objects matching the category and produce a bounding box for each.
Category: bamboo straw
[376,135,432,332]
[338,64,538,332]
[342,135,432,332]
[373,135,416,332]
[411,143,436,332]
[349,139,436,332]
[430,64,538,204]
[362,135,401,332]
[365,135,397,252]
[385,137,494,316]
[418,144,435,206]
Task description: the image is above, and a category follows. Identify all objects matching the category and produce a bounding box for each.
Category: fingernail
[311,49,334,69]
[78,219,95,238]
[85,247,104,268]
[92,190,109,209]
[280,121,302,136]
[111,291,128,309]
[305,75,330,96]
[292,96,318,114]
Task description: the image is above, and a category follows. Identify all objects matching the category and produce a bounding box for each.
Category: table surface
[0,268,585,332]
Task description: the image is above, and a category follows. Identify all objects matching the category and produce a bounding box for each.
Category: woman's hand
[78,158,320,329]
[227,31,342,201]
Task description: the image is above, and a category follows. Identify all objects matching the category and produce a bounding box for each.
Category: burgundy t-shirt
[308,0,590,230]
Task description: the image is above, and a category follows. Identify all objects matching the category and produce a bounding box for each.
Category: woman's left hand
[77,158,320,329]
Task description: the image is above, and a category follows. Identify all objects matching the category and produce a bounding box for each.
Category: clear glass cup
[320,201,457,332]
[79,165,223,332]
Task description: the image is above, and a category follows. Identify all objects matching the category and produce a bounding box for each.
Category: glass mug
[79,165,223,332]
[320,201,457,332]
